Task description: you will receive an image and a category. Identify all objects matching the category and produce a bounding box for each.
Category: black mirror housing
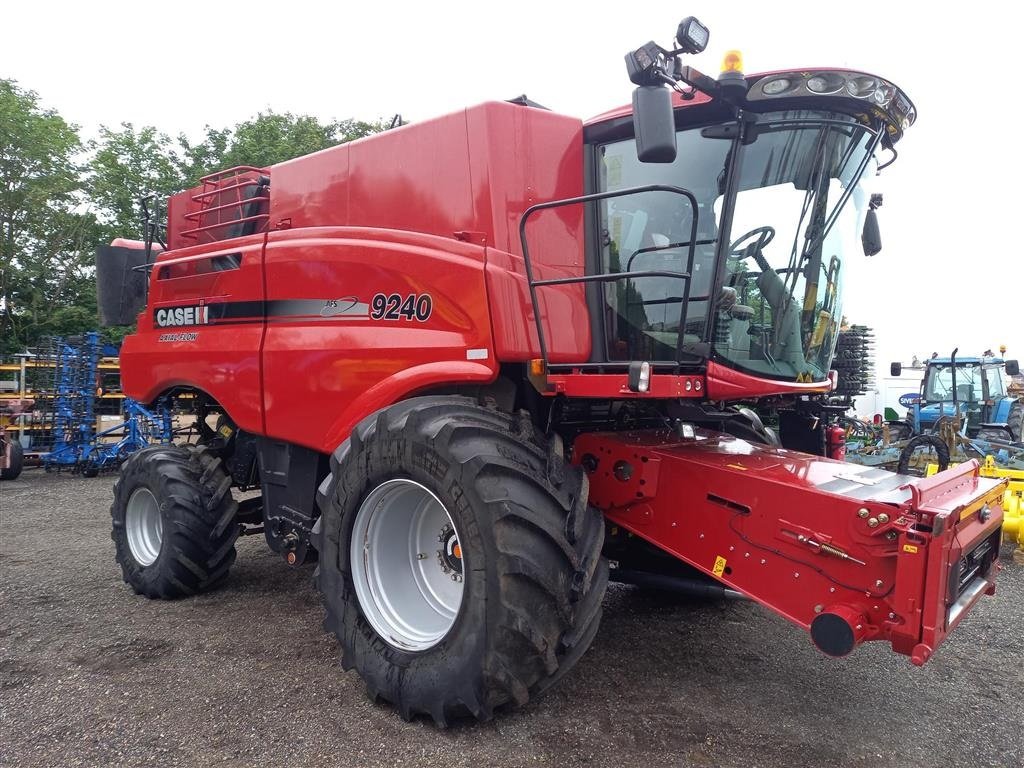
[862,207,882,256]
[890,362,902,377]
[632,86,677,163]
[1005,359,1020,376]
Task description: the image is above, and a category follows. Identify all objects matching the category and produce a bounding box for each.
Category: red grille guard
[575,429,1006,664]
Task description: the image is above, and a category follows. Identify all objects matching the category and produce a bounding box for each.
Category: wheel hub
[437,523,463,577]
[350,479,465,652]
[125,486,163,566]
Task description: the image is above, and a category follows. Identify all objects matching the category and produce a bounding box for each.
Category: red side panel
[267,111,480,240]
[119,235,267,435]
[466,103,589,363]
[260,228,497,454]
[705,360,832,399]
[166,190,192,251]
[575,429,1005,662]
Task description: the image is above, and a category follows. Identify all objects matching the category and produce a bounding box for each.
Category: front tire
[315,397,608,725]
[111,445,239,598]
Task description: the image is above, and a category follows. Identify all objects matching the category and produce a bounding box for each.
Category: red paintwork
[260,227,497,451]
[123,101,588,453]
[124,95,843,440]
[121,234,268,436]
[705,359,831,399]
[113,63,997,663]
[544,371,707,398]
[574,429,1005,662]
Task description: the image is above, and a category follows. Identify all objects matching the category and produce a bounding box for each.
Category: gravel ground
[1,469,1022,768]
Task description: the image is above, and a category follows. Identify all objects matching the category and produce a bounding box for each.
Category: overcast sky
[3,1,1020,370]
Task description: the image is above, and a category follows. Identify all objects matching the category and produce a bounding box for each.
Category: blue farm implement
[38,333,172,474]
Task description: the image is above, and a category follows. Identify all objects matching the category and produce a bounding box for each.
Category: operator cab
[557,20,915,393]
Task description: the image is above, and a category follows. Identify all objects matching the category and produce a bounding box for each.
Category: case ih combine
[100,18,1007,725]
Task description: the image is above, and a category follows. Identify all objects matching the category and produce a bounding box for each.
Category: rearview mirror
[862,207,882,256]
[1006,359,1020,376]
[632,86,677,163]
[890,362,902,376]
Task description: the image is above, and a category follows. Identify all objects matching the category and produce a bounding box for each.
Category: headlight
[846,75,878,98]
[746,69,916,141]
[872,83,895,106]
[806,73,845,94]
[761,77,795,95]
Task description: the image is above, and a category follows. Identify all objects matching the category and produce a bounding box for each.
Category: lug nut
[877,512,890,524]
[857,508,870,518]
[868,517,879,528]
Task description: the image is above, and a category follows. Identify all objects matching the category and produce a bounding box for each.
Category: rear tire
[886,422,913,442]
[1008,401,1023,443]
[897,435,950,476]
[0,440,24,480]
[111,445,239,598]
[315,396,608,726]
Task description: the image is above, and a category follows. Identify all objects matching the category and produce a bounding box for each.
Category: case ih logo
[155,305,210,327]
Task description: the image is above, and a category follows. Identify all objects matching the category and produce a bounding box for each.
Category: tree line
[0,78,388,354]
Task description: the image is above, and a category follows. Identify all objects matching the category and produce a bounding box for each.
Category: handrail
[181,167,270,242]
[190,178,266,202]
[182,194,269,220]
[518,184,700,366]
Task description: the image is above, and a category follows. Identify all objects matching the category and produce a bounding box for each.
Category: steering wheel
[727,226,775,260]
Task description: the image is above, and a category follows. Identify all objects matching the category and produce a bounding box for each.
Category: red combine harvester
[99,17,1007,724]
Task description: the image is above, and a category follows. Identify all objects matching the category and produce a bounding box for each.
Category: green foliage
[0,79,92,354]
[217,112,388,170]
[84,112,390,246]
[1,80,388,356]
[89,124,182,234]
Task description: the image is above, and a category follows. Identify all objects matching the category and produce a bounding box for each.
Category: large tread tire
[111,444,239,599]
[886,421,914,442]
[897,435,950,476]
[315,396,608,726]
[1008,401,1023,443]
[0,440,24,480]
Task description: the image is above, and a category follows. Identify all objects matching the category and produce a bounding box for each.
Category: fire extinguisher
[826,423,846,461]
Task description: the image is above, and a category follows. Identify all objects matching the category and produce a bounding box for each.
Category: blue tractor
[888,349,1022,443]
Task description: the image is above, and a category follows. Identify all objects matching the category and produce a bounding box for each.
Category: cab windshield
[597,109,879,382]
[924,364,1005,403]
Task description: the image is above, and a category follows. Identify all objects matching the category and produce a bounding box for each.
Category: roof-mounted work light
[624,15,718,163]
[675,16,709,55]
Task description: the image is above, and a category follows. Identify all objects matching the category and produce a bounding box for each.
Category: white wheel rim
[126,487,163,566]
[350,479,465,651]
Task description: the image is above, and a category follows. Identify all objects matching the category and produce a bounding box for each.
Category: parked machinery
[0,398,30,480]
[12,333,175,475]
[832,324,875,403]
[100,17,1007,725]
[888,349,1022,442]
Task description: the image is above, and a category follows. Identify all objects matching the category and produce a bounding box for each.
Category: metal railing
[518,184,700,370]
[181,166,270,242]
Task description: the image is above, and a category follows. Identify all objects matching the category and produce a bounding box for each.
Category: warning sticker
[606,155,623,187]
[712,555,727,577]
[902,544,919,554]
